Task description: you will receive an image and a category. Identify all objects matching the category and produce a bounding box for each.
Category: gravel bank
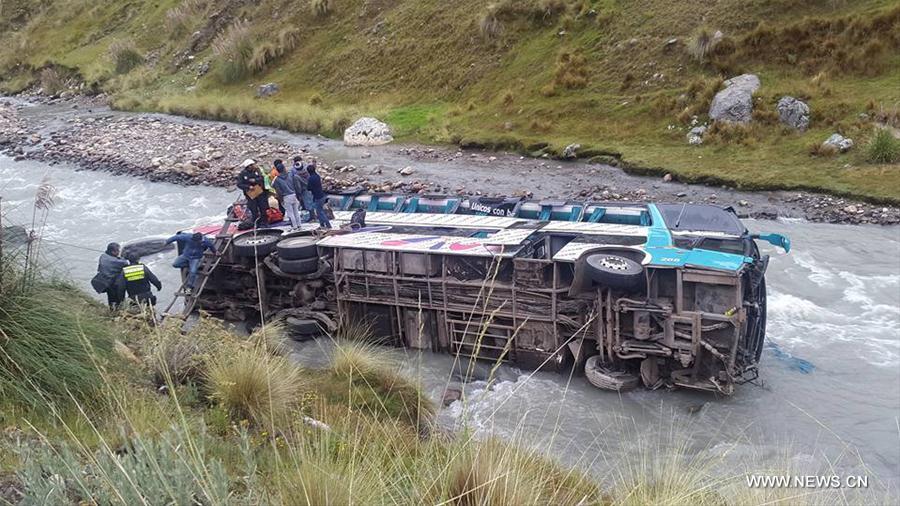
[1,95,898,226]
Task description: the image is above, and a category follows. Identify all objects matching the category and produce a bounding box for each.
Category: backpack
[265,207,284,224]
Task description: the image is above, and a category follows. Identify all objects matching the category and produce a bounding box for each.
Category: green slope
[2,0,899,202]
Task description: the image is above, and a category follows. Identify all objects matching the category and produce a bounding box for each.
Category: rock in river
[709,74,760,124]
[344,117,393,147]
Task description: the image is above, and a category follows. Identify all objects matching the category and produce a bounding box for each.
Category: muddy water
[2,156,898,490]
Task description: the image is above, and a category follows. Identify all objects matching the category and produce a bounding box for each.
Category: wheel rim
[599,256,629,271]
[243,237,275,246]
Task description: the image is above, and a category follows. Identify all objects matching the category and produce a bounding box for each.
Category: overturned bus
[187,194,790,395]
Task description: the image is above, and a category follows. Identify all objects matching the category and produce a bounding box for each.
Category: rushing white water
[2,156,898,491]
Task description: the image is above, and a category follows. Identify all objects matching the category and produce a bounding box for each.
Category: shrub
[39,67,65,95]
[311,0,331,17]
[108,39,143,75]
[17,427,230,504]
[809,141,839,157]
[688,26,720,62]
[428,438,602,505]
[866,128,900,164]
[165,0,205,38]
[0,266,113,407]
[552,50,589,90]
[148,323,219,387]
[211,19,255,83]
[278,27,301,52]
[479,8,503,40]
[328,339,435,426]
[206,344,302,426]
[248,42,278,74]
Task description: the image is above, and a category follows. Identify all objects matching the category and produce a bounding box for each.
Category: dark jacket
[236,167,264,193]
[289,168,308,195]
[124,264,162,298]
[96,253,128,285]
[271,173,295,198]
[308,172,325,200]
[165,233,216,260]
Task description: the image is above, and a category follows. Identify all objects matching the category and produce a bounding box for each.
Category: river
[2,155,898,493]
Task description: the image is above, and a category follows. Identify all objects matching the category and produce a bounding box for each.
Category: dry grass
[206,344,303,426]
[311,0,332,17]
[866,127,900,164]
[553,50,589,90]
[108,39,143,75]
[165,0,205,38]
[211,19,255,83]
[433,438,603,505]
[687,26,720,62]
[734,6,900,76]
[38,67,64,95]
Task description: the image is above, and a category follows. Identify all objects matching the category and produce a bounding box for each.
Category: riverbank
[2,95,899,225]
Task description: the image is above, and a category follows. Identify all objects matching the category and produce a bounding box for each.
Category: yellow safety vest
[123,264,145,282]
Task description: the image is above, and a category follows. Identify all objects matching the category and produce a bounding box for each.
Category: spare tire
[279,256,319,275]
[286,317,322,337]
[233,233,281,258]
[585,253,644,291]
[584,356,640,392]
[277,237,318,260]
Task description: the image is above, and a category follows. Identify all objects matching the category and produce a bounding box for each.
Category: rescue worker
[236,159,269,227]
[165,232,216,294]
[123,253,162,307]
[95,242,128,310]
[307,161,331,229]
[271,160,301,228]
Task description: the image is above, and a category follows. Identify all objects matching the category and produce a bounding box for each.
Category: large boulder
[343,117,393,147]
[777,96,810,131]
[709,74,761,124]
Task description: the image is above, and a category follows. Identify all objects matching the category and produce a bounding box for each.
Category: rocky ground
[1,95,898,225]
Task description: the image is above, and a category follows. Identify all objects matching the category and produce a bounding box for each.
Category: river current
[2,156,898,492]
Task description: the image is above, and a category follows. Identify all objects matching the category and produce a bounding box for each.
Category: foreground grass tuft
[0,269,113,407]
[866,128,900,164]
[206,343,303,427]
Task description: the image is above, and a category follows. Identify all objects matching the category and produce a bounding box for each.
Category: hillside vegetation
[1,0,899,202]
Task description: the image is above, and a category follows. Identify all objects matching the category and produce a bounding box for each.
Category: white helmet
[240,158,256,168]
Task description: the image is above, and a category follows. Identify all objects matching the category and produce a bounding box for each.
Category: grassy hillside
[2,0,899,202]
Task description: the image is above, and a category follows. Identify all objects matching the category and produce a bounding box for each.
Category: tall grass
[206,343,304,427]
[165,0,205,38]
[108,39,143,75]
[0,259,112,408]
[866,128,900,164]
[211,19,255,84]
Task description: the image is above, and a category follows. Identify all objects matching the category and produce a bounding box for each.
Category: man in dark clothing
[96,242,128,310]
[307,162,331,229]
[291,156,314,221]
[235,159,269,227]
[123,253,162,307]
[166,232,216,293]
